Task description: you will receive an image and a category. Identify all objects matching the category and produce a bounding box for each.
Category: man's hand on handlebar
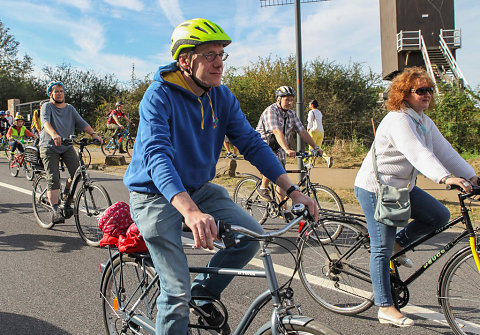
[285,149,296,157]
[289,191,319,222]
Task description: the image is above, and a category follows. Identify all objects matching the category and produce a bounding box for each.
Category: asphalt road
[0,155,476,335]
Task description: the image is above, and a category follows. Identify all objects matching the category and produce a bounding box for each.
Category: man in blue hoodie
[124,18,319,335]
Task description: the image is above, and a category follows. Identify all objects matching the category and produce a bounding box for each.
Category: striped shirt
[256,102,304,162]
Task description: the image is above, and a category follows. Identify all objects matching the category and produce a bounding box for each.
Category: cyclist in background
[107,101,133,152]
[124,18,319,335]
[6,115,37,157]
[256,86,322,213]
[40,81,102,224]
[5,110,13,125]
[0,111,11,136]
[31,104,42,137]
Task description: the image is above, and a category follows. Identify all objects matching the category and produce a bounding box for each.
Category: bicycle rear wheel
[233,176,268,225]
[439,247,480,335]
[258,319,340,334]
[32,174,55,229]
[9,157,19,177]
[102,255,159,335]
[74,182,111,246]
[101,138,117,156]
[297,220,373,315]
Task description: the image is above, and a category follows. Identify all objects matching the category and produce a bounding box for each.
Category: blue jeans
[130,183,263,335]
[354,185,450,306]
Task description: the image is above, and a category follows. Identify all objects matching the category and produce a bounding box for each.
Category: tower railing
[419,33,439,94]
[440,28,462,49]
[396,30,421,51]
[439,33,469,87]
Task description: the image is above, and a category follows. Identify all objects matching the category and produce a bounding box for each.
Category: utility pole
[260,0,330,180]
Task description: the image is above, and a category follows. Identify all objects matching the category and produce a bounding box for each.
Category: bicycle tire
[32,174,55,229]
[233,176,269,225]
[25,161,35,180]
[257,319,340,335]
[310,185,345,242]
[9,156,20,177]
[101,138,117,156]
[439,247,480,335]
[297,220,374,315]
[102,255,159,335]
[82,146,92,169]
[311,184,344,213]
[125,138,134,157]
[74,182,112,246]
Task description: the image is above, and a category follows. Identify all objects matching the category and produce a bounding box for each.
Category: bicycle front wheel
[439,247,480,335]
[25,161,35,180]
[125,137,134,157]
[258,319,340,334]
[233,176,268,225]
[32,174,55,229]
[102,255,159,335]
[297,220,373,315]
[83,146,92,169]
[311,184,344,213]
[9,158,19,177]
[74,182,112,246]
[101,138,116,156]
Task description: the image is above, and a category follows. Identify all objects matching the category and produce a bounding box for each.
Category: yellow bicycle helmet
[15,114,24,121]
[170,18,231,60]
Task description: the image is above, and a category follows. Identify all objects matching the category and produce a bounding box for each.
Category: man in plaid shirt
[256,86,322,210]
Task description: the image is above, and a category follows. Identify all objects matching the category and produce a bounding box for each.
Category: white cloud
[70,19,106,55]
[157,0,185,27]
[103,0,144,11]
[56,0,91,11]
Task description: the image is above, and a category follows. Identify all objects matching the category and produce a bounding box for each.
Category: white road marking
[182,235,480,333]
[0,181,31,195]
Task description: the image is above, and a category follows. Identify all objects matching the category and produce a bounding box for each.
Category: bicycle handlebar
[446,183,480,197]
[62,135,101,147]
[218,204,312,247]
[294,150,321,159]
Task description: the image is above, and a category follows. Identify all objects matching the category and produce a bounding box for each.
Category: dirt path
[90,148,469,209]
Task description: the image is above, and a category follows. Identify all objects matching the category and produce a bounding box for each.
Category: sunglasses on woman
[410,87,434,95]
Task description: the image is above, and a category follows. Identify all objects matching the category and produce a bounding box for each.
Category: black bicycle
[100,204,340,335]
[32,136,112,246]
[101,124,135,157]
[233,152,344,225]
[295,184,480,335]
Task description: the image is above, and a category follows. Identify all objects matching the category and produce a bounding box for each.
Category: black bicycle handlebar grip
[217,221,236,248]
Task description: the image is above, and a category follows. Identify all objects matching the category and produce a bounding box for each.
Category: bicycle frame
[391,190,480,286]
[100,214,314,335]
[62,143,92,208]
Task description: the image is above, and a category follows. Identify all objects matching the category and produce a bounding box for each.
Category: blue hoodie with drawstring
[123,62,285,202]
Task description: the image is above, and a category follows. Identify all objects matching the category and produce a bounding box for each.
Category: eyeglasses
[410,87,434,95]
[195,52,229,62]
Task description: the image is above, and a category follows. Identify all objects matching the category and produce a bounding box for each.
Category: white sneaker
[326,157,333,168]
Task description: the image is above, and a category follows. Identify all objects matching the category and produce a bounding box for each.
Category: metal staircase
[396,29,469,90]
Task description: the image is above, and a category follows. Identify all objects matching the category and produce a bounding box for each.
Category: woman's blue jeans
[354,185,450,307]
[130,183,264,335]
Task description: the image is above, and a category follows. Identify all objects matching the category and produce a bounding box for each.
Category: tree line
[1,19,479,153]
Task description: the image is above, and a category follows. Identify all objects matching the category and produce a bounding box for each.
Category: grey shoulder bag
[372,141,411,227]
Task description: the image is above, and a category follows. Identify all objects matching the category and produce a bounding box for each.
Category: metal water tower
[379,0,468,88]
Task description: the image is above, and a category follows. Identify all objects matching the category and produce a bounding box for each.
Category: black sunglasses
[410,87,434,95]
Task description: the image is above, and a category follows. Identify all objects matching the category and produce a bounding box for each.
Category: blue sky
[1,0,479,88]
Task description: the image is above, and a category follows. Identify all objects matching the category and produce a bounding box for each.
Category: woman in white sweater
[354,67,478,327]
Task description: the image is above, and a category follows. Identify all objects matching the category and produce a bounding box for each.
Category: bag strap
[371,140,381,185]
[371,139,413,188]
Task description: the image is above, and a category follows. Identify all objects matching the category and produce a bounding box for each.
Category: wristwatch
[286,184,301,197]
[441,175,452,184]
[313,145,320,150]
